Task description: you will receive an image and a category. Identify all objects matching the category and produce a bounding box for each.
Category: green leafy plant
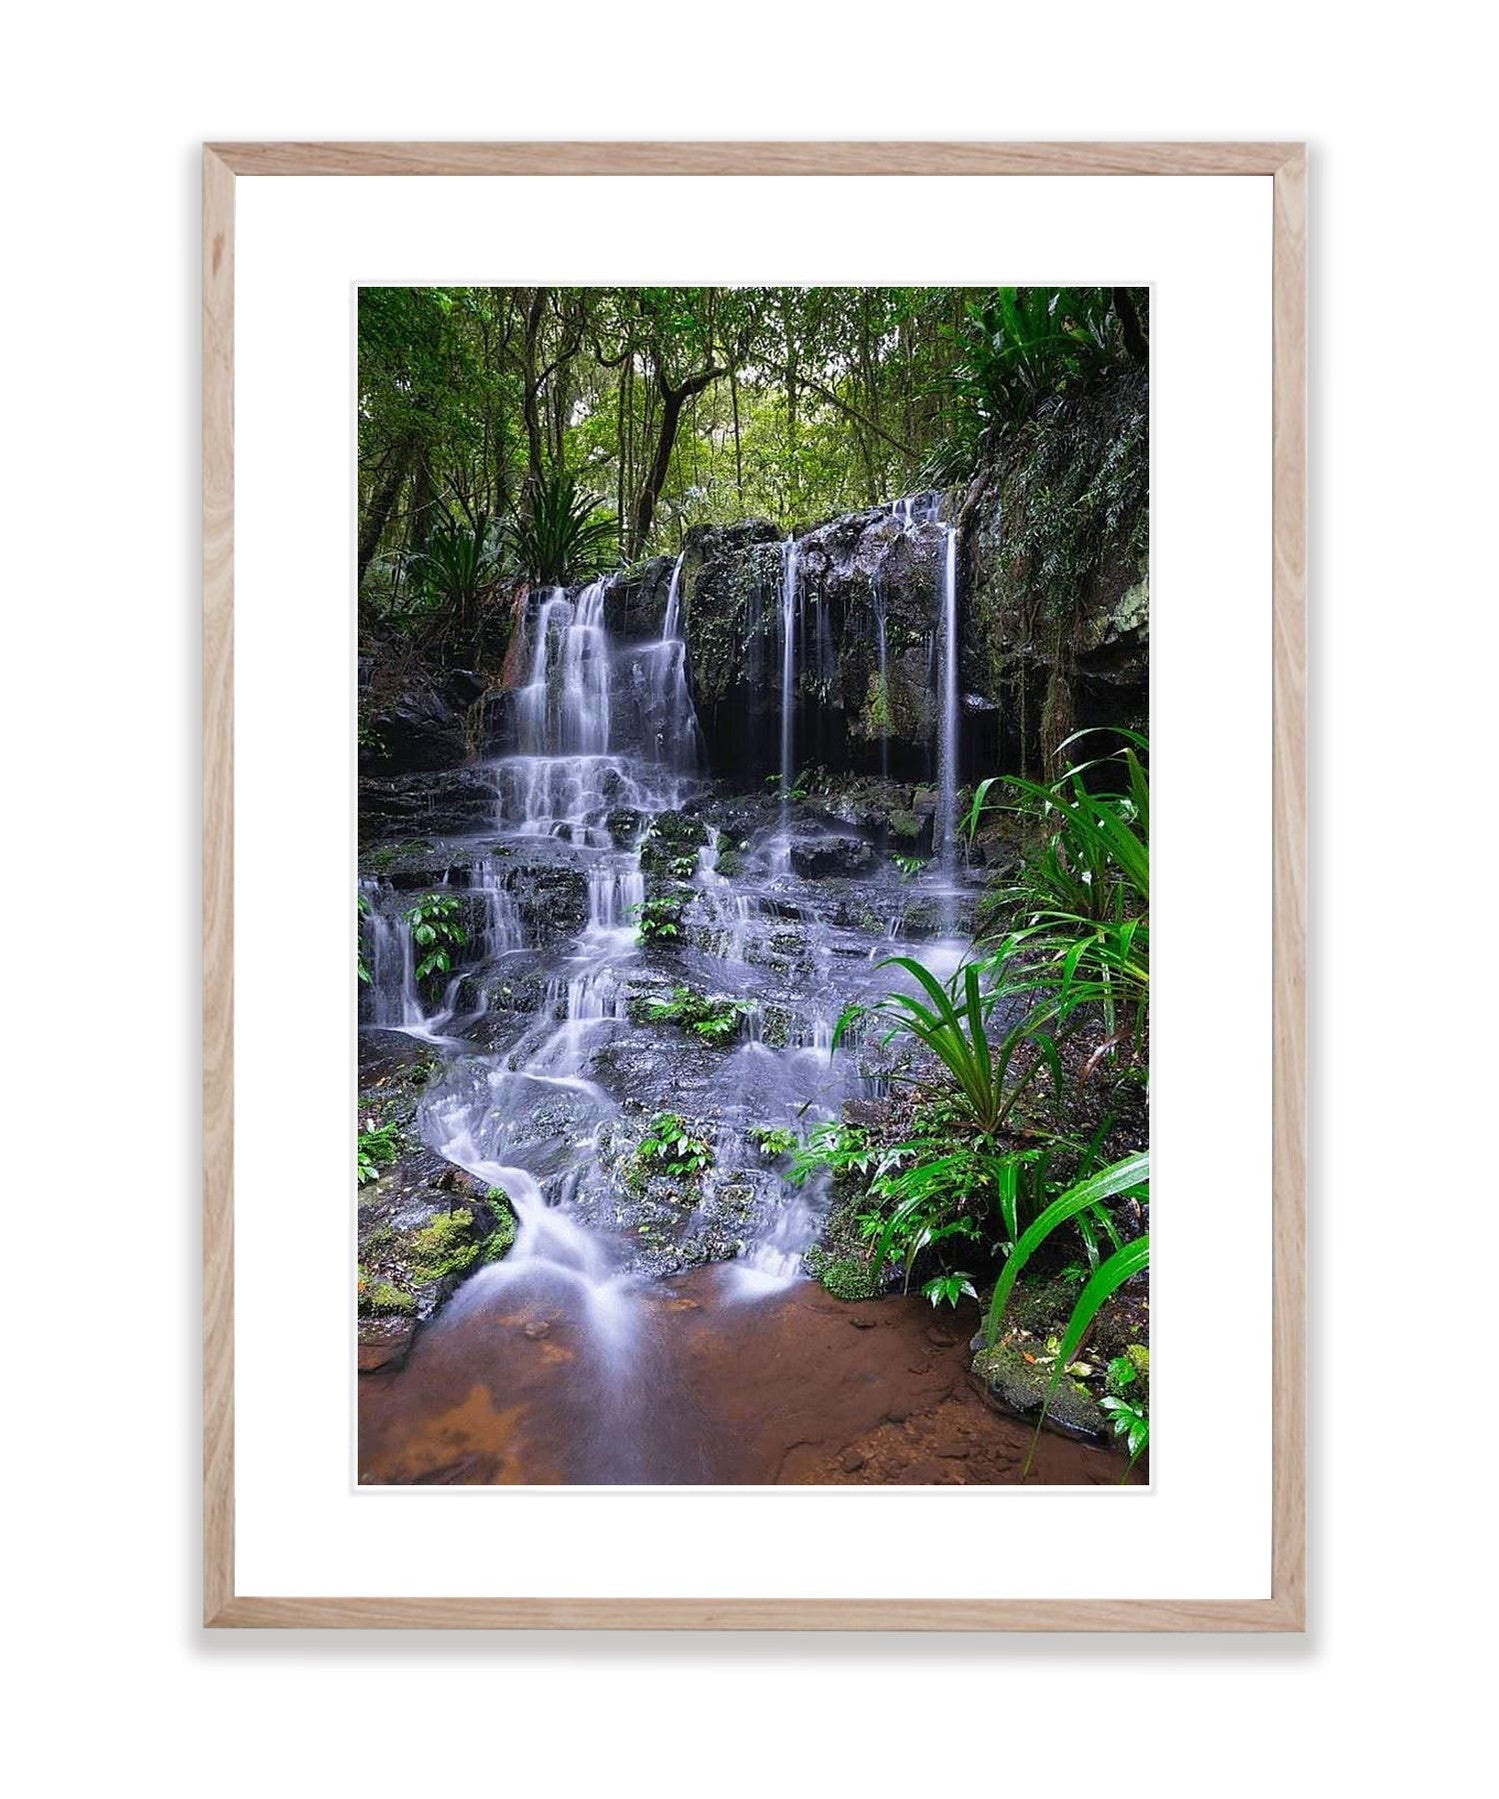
[403,892,468,985]
[789,1120,885,1187]
[983,1151,1149,1474]
[765,768,814,803]
[1100,1394,1149,1473]
[357,1120,402,1186]
[861,1149,988,1288]
[923,287,1137,484]
[1101,1346,1149,1472]
[922,1271,978,1309]
[508,470,618,585]
[970,731,1149,1046]
[631,1112,715,1185]
[640,985,750,1046]
[634,893,688,943]
[413,512,500,613]
[835,954,1064,1137]
[747,1124,798,1160]
[892,854,927,879]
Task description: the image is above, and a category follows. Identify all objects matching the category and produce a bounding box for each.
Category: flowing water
[359,505,1000,1483]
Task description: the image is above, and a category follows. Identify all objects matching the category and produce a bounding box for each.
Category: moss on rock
[359,1278,417,1319]
[804,1248,885,1302]
[970,1341,1109,1441]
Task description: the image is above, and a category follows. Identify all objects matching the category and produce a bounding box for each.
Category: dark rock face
[605,553,677,644]
[788,832,876,879]
[677,510,946,782]
[358,768,498,840]
[359,659,484,774]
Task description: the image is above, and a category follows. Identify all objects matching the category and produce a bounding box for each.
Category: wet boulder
[788,832,876,879]
[605,554,677,644]
[356,1033,518,1372]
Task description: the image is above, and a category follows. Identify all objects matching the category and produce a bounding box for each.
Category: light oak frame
[203,140,1306,1631]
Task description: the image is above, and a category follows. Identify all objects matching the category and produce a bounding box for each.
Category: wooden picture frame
[203,140,1306,1631]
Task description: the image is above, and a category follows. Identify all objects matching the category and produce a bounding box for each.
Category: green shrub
[747,1123,798,1160]
[968,730,1149,1046]
[634,892,688,943]
[983,1152,1149,1472]
[628,1113,714,1188]
[508,471,617,586]
[357,1121,402,1185]
[638,984,750,1047]
[403,893,468,986]
[834,954,1063,1137]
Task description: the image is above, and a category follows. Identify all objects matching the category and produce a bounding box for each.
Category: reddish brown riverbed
[359,1264,1135,1485]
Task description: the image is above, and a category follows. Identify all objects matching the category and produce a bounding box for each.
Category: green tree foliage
[357,285,1148,653]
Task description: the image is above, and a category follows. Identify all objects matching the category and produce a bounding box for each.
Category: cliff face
[678,509,948,782]
[360,374,1148,787]
[961,365,1149,777]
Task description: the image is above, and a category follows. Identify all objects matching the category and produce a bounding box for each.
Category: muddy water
[358,1265,1134,1486]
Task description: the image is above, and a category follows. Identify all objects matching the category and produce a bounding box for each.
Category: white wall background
[5,4,1491,1792]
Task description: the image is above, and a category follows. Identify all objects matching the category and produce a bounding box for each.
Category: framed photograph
[204,141,1305,1628]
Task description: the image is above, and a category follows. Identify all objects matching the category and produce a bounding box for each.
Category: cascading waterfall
[936,522,959,876]
[493,573,694,842]
[359,878,423,1030]
[364,498,990,1484]
[873,571,890,781]
[464,856,526,962]
[779,536,798,817]
[693,838,751,961]
[419,565,710,1343]
[635,551,701,771]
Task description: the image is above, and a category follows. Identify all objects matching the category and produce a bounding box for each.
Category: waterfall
[366,497,992,1484]
[359,878,424,1030]
[936,522,959,875]
[779,536,798,819]
[464,856,525,962]
[492,571,700,843]
[587,860,645,936]
[633,550,701,772]
[560,578,612,755]
[663,548,684,640]
[693,839,751,961]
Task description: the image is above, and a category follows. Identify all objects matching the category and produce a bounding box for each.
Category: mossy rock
[804,1247,884,1302]
[639,810,709,878]
[970,1341,1109,1442]
[605,807,644,847]
[359,1278,417,1319]
[407,1207,485,1282]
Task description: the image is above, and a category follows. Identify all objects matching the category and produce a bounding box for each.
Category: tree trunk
[520,288,548,496]
[358,435,415,584]
[630,363,722,555]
